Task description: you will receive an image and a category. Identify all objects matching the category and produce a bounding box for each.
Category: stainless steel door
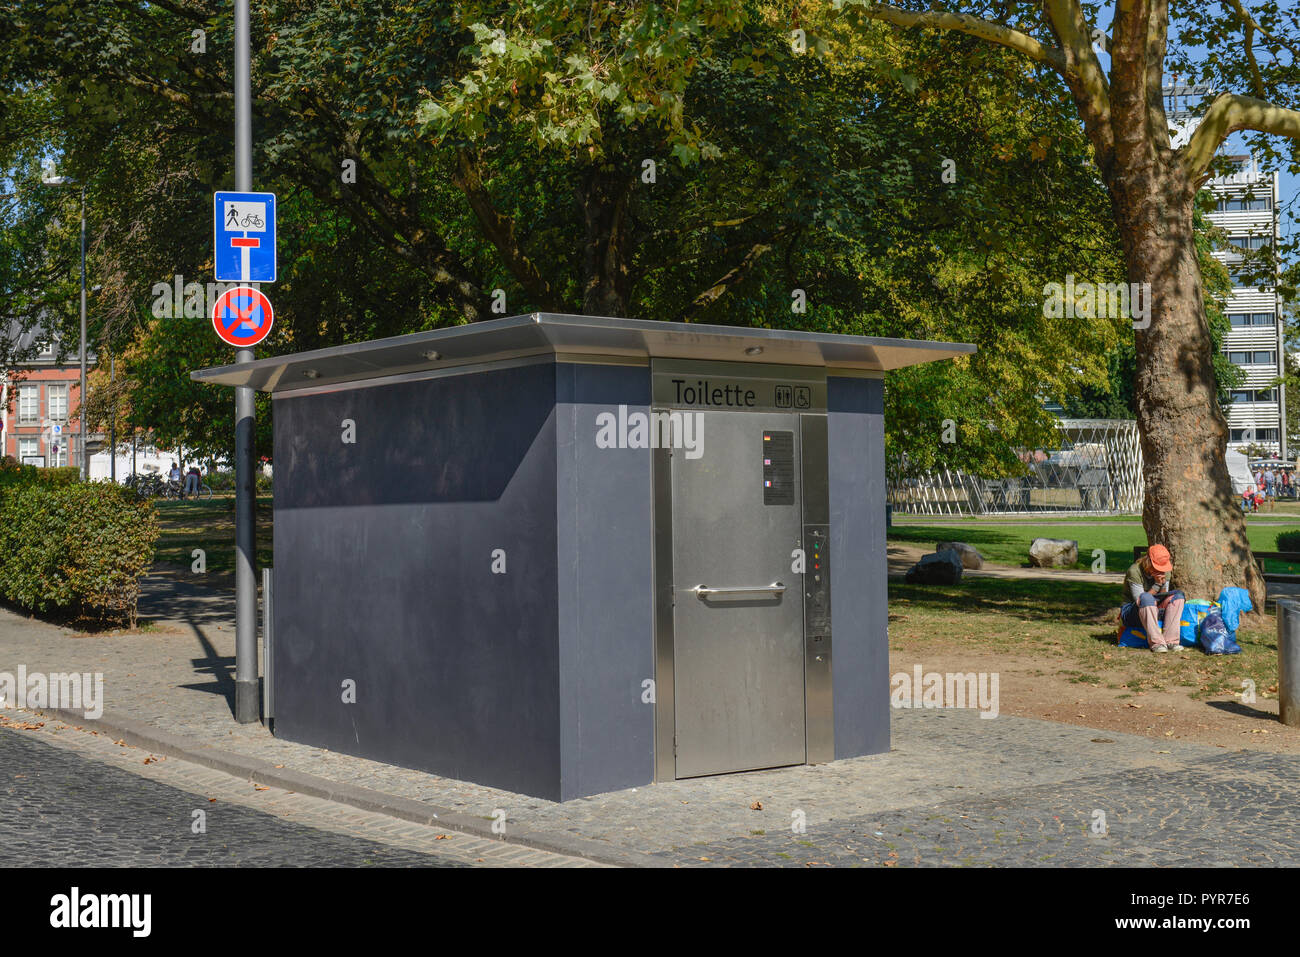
[670,410,806,778]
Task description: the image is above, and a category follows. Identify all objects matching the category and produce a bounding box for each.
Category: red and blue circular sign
[212,286,274,347]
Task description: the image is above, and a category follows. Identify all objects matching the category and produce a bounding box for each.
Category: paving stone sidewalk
[1,574,1297,867]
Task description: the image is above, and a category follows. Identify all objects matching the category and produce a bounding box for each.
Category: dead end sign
[212,286,274,348]
[214,190,276,283]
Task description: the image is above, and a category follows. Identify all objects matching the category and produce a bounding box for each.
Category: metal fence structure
[887,418,1144,516]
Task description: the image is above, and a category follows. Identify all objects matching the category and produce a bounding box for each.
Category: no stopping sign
[212,286,274,348]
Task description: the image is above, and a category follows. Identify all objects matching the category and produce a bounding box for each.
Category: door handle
[691,582,786,599]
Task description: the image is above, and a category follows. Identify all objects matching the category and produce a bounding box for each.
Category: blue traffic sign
[214,191,276,283]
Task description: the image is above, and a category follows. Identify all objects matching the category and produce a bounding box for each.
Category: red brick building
[1,326,90,470]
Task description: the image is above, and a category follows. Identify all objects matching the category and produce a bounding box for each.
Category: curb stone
[34,706,658,868]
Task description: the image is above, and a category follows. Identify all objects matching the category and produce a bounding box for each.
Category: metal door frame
[652,364,834,782]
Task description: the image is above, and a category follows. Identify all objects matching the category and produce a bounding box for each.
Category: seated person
[1120,544,1185,653]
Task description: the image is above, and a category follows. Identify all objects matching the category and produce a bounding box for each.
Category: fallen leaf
[253,784,269,791]
[434,834,450,840]
[750,800,763,811]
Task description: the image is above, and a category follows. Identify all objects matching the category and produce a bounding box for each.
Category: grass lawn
[889,522,1300,575]
[888,576,1278,702]
[153,494,274,576]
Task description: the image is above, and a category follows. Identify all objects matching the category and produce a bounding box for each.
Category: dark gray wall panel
[276,363,556,508]
[554,363,655,799]
[826,375,889,758]
[272,363,562,799]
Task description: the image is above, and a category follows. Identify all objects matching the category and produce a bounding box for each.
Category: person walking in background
[1265,467,1276,498]
[1120,545,1186,653]
[184,464,200,499]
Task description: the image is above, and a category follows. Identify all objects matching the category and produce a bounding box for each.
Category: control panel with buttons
[803,524,831,638]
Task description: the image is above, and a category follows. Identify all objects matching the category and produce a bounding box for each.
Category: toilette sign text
[671,379,757,408]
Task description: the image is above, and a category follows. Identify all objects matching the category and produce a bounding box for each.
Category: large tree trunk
[1109,159,1266,609]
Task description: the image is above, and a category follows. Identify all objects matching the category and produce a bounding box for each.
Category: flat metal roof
[190,312,975,393]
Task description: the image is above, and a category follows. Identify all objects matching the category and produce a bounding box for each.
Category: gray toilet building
[193,313,973,801]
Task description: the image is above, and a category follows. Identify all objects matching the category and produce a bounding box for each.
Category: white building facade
[1207,156,1284,455]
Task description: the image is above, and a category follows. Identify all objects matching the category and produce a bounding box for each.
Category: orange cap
[1147,544,1173,572]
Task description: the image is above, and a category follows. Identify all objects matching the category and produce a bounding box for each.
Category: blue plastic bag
[1119,625,1149,648]
[1180,599,1215,646]
[1216,587,1253,633]
[1199,608,1242,655]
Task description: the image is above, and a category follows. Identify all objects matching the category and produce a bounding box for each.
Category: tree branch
[452,149,561,310]
[1228,0,1268,99]
[1041,0,1114,167]
[834,1,1068,74]
[1108,0,1154,167]
[1182,94,1300,181]
[676,227,791,323]
[1145,0,1171,148]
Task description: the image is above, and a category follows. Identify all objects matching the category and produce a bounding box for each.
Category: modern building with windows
[1,322,93,469]
[1168,84,1285,456]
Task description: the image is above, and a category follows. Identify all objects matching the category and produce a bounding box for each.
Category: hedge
[207,469,273,492]
[0,482,159,627]
[1277,530,1300,553]
[0,459,79,489]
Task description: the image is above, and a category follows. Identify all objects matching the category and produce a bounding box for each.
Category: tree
[831,0,1300,605]
[3,0,1133,468]
[1063,205,1243,417]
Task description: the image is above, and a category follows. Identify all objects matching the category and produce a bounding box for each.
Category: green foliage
[1276,530,1300,553]
[0,482,159,626]
[1,0,1140,477]
[0,459,80,489]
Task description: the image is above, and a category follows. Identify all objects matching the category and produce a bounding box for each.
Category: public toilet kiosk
[193,313,974,801]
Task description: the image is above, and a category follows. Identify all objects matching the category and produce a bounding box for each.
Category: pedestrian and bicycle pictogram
[212,285,274,348]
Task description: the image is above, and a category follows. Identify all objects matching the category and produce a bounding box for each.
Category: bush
[207,470,234,491]
[206,469,272,493]
[0,482,159,626]
[0,458,80,490]
[1277,530,1300,553]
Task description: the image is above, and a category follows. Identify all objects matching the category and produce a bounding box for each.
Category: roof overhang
[190,313,976,394]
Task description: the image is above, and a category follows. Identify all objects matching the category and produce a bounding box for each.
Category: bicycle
[180,478,213,500]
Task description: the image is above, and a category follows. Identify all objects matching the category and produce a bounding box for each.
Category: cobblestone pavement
[2,577,1297,866]
[649,749,1300,867]
[0,722,595,867]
